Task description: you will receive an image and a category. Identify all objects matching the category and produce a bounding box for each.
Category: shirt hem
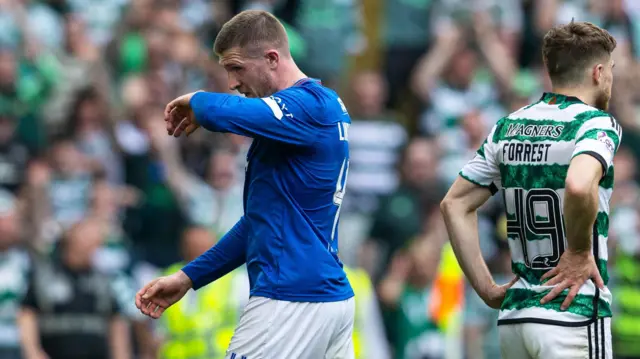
[497,314,612,327]
[249,289,355,302]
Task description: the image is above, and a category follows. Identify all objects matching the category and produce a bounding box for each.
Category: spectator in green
[377,229,447,359]
[0,48,57,153]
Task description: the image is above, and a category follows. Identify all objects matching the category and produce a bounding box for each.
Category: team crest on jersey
[598,131,615,153]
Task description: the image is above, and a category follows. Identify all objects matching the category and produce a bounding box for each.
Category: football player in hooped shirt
[135,10,356,359]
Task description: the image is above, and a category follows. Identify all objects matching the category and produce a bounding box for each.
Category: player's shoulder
[570,104,621,138]
[277,78,335,99]
[276,79,350,124]
[572,103,613,121]
[506,95,617,126]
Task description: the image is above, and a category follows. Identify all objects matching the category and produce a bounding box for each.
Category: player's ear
[265,50,279,69]
[592,63,604,85]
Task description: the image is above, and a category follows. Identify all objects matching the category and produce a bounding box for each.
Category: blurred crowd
[1,0,640,358]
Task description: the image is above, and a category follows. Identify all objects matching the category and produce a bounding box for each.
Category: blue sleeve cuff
[190,91,219,132]
[180,265,203,290]
[181,258,224,290]
[178,217,249,290]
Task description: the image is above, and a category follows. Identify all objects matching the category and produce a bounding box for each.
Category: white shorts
[224,296,355,359]
[499,318,612,359]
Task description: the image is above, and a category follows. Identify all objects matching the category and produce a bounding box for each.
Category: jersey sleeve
[190,88,323,146]
[459,123,501,195]
[572,114,622,176]
[181,216,249,290]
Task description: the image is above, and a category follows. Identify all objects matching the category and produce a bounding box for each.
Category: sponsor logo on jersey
[506,124,564,138]
[598,131,615,153]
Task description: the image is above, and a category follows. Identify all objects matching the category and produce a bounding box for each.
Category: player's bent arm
[189,90,319,146]
[440,176,495,301]
[181,217,249,290]
[563,154,603,253]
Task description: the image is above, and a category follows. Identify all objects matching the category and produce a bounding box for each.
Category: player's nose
[227,75,241,92]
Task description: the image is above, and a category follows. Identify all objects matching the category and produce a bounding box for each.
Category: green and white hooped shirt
[461,93,621,325]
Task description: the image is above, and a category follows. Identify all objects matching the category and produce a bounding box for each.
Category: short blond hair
[214,10,289,57]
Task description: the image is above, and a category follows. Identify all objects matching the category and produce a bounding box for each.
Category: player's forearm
[181,217,249,289]
[189,90,318,146]
[563,180,599,253]
[441,203,495,300]
[190,91,269,138]
[190,92,224,128]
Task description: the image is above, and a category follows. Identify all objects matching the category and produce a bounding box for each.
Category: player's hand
[164,91,203,138]
[135,271,192,319]
[481,276,519,309]
[539,250,605,311]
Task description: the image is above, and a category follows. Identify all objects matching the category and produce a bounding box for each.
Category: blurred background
[1,0,640,358]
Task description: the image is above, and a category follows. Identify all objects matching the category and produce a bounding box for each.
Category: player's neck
[550,87,597,108]
[276,61,308,91]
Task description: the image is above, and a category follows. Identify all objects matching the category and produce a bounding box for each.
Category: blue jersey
[181,79,354,302]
